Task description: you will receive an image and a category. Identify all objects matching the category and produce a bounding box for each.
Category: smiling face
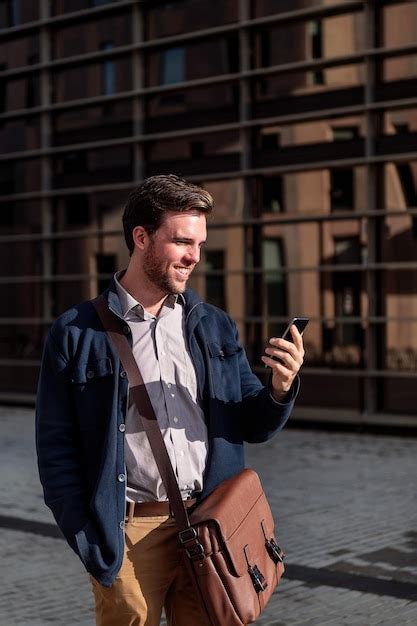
[138,211,207,295]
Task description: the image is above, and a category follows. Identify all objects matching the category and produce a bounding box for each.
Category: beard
[142,239,188,295]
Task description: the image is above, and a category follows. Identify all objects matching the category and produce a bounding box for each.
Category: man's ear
[132,226,148,250]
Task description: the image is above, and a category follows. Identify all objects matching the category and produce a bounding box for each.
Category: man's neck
[119,265,167,317]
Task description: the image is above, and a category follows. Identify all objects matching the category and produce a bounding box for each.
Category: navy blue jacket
[36,279,298,587]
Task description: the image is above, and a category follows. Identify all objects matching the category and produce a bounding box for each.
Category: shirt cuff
[268,374,300,406]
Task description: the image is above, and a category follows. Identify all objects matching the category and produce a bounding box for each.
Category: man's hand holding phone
[261,318,307,402]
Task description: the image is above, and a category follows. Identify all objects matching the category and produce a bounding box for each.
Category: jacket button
[119,423,126,433]
[120,371,127,378]
[117,473,126,482]
[86,370,95,379]
[123,326,130,335]
[119,520,125,530]
[219,350,225,359]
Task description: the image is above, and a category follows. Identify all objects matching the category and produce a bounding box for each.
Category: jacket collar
[105,275,124,320]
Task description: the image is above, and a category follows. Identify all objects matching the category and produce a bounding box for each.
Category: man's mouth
[174,266,192,279]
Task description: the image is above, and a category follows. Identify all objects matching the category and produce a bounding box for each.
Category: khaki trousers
[90,515,209,626]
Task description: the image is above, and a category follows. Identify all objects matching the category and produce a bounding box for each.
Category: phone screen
[281,317,309,343]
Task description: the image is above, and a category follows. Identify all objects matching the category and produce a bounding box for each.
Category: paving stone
[1,407,417,625]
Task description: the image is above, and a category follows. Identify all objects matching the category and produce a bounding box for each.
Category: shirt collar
[113,271,184,320]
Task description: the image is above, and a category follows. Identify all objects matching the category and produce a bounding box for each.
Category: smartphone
[281,317,309,343]
[265,317,309,366]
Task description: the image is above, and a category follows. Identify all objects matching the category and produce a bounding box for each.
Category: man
[36,175,304,626]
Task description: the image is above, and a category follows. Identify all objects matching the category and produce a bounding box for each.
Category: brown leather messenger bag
[92,295,285,625]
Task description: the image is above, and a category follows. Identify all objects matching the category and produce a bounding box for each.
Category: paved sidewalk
[1,406,417,625]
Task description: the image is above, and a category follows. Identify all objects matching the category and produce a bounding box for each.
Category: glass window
[395,162,416,207]
[0,64,5,112]
[0,202,16,230]
[190,141,204,158]
[308,20,324,85]
[5,77,33,111]
[332,237,362,348]
[330,168,354,210]
[261,176,284,213]
[0,160,41,192]
[7,0,20,26]
[52,56,131,102]
[6,0,38,22]
[4,115,41,156]
[160,47,185,85]
[205,250,225,310]
[258,30,270,68]
[26,55,40,109]
[149,38,235,90]
[0,199,41,234]
[261,132,280,151]
[262,239,287,338]
[332,126,359,141]
[96,253,116,293]
[65,194,90,227]
[101,41,115,95]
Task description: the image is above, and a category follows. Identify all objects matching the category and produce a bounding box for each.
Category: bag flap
[224,491,275,577]
[191,469,262,538]
[191,469,276,577]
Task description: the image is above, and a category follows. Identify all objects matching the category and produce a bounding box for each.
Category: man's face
[142,211,207,295]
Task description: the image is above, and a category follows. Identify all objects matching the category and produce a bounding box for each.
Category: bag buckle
[266,538,285,564]
[248,564,268,593]
[179,527,205,561]
[185,543,205,561]
[179,527,197,544]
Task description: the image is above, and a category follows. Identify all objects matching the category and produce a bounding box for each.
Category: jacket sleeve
[234,323,299,443]
[35,329,89,551]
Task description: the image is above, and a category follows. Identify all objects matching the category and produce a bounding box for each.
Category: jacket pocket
[207,341,242,401]
[75,519,115,579]
[207,341,242,360]
[70,356,113,384]
[69,357,114,431]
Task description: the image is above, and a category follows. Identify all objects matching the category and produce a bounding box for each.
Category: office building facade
[1,0,417,424]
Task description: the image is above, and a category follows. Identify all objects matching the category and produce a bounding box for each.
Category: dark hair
[122,174,213,254]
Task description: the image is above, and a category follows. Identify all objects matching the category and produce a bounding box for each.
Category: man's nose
[185,245,200,264]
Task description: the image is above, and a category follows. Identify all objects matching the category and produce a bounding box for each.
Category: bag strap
[91,295,192,533]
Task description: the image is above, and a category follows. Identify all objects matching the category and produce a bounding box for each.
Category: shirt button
[117,473,126,482]
[119,423,126,433]
[120,371,127,378]
[119,520,125,530]
[173,416,179,423]
[123,325,130,335]
[86,370,95,379]
[179,451,184,457]
[161,351,166,356]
